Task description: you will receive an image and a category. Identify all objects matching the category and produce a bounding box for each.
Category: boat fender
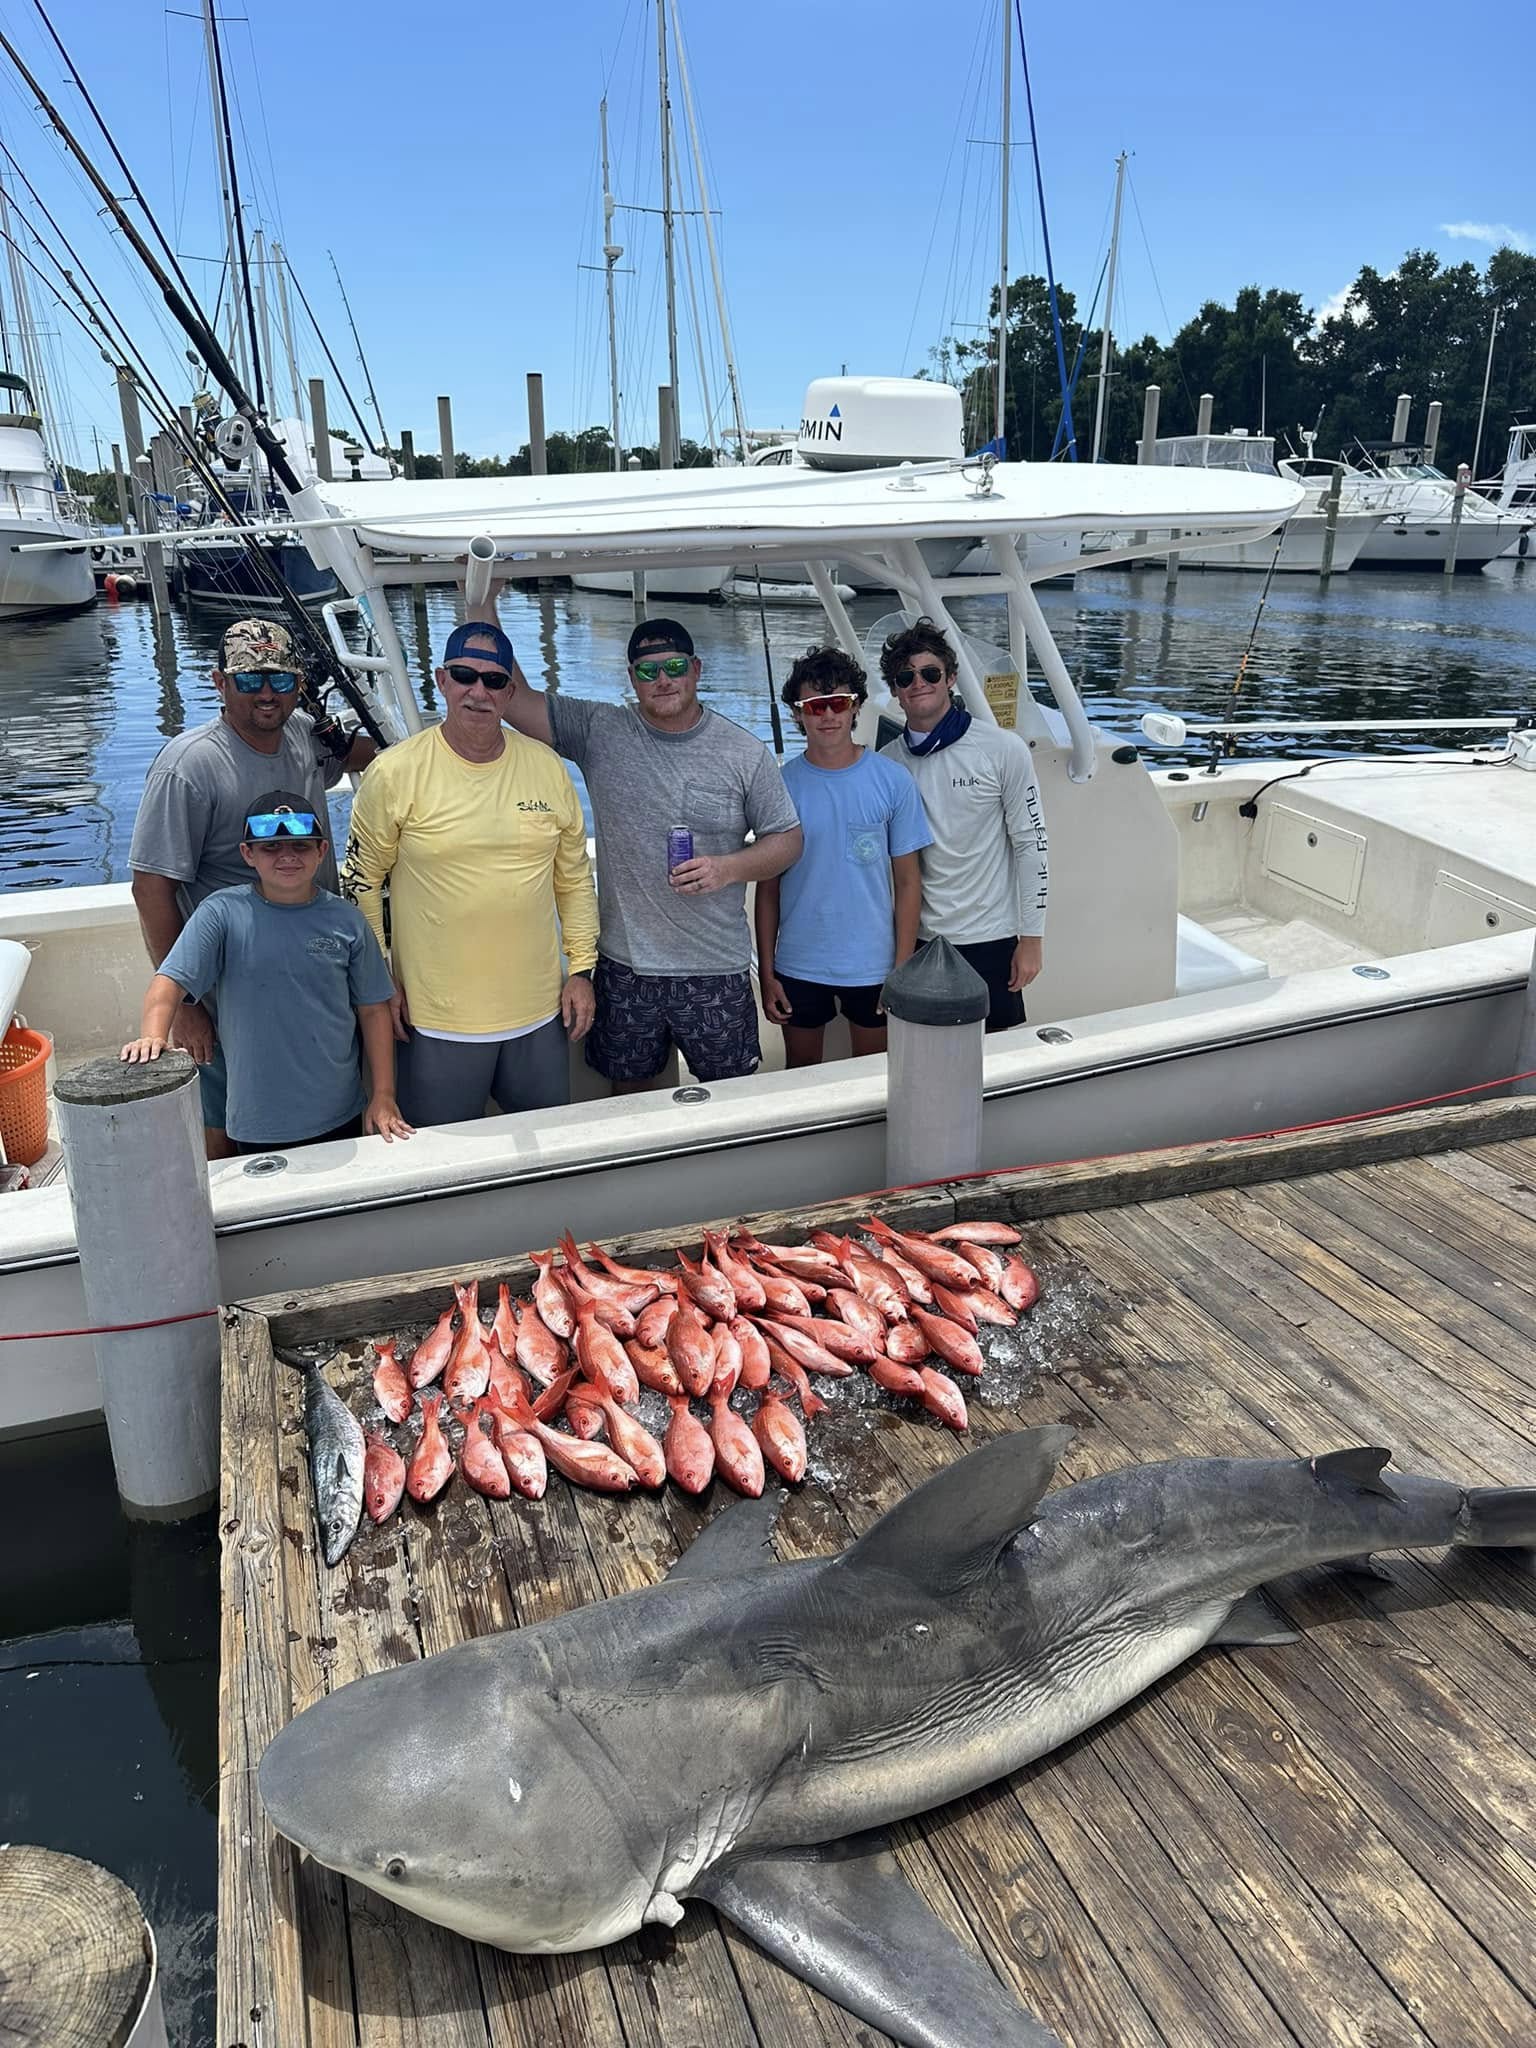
[103,573,120,602]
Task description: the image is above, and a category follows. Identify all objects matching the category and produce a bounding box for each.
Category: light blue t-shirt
[160,885,395,1143]
[774,751,933,986]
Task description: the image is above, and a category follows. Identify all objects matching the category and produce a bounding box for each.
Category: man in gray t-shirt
[127,616,374,1154]
[497,614,802,1092]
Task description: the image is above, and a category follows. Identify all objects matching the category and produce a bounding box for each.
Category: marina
[219,1099,1536,2047]
[1,1,1534,2042]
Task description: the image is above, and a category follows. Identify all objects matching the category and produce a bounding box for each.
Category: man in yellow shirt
[341,621,599,1125]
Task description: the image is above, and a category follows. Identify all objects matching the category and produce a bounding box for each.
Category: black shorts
[955,937,1027,1034]
[776,972,885,1033]
[234,1114,364,1154]
[586,956,761,1083]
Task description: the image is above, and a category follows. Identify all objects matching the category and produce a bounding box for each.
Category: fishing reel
[214,415,256,468]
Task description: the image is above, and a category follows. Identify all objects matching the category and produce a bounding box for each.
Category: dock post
[0,1845,168,2047]
[658,384,677,470]
[527,372,547,475]
[1319,466,1344,581]
[53,1051,220,1520]
[309,377,333,480]
[1392,392,1412,446]
[115,370,170,618]
[1424,400,1442,469]
[1196,391,1213,436]
[399,427,416,479]
[1134,385,1159,551]
[1163,533,1180,596]
[438,395,457,480]
[880,938,989,1187]
[110,440,132,536]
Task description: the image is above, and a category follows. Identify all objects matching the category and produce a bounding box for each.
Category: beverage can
[667,828,694,874]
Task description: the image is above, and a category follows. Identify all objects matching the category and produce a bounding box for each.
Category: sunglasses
[244,811,321,840]
[444,662,511,690]
[893,663,949,689]
[796,693,857,716]
[230,669,301,695]
[631,654,692,681]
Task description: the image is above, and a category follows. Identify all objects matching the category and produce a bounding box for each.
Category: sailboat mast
[1090,150,1126,463]
[995,0,1010,453]
[0,164,60,457]
[271,241,305,421]
[600,97,624,473]
[656,0,680,464]
[200,0,250,398]
[671,0,749,459]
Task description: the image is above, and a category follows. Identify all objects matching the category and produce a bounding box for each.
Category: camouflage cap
[221,617,301,673]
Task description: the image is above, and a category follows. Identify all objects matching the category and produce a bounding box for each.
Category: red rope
[0,1306,219,1344]
[7,1067,1535,1344]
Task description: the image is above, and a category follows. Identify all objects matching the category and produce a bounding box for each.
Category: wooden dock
[218,1100,1536,2048]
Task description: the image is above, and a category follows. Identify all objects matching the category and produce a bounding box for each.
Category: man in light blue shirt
[754,647,931,1066]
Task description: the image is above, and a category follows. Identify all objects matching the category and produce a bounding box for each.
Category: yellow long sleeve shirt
[342,726,598,1035]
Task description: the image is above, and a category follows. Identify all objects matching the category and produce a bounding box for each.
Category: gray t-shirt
[547,697,798,974]
[128,712,340,916]
[160,885,394,1143]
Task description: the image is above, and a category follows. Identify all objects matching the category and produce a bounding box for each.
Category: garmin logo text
[799,415,844,443]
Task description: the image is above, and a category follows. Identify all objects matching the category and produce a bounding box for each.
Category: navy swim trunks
[586,956,761,1083]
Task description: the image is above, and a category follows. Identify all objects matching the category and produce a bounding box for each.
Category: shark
[258,1427,1536,2047]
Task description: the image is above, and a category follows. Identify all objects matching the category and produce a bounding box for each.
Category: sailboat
[0,167,94,619]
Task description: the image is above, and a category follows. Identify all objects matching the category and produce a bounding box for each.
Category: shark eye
[384,1856,407,1882]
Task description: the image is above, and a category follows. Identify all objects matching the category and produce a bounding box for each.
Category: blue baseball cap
[443,621,516,671]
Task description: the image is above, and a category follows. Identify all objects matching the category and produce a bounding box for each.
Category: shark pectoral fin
[692,1837,1063,2048]
[666,1487,788,1581]
[835,1425,1074,1598]
[1338,1552,1394,1582]
[1210,1589,1299,1647]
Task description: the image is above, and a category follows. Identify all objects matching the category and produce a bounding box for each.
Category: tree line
[933,245,1536,474]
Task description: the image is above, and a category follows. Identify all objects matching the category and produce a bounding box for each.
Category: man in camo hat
[128,616,376,1157]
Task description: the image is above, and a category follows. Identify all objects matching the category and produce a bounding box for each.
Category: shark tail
[1460,1487,1536,1549]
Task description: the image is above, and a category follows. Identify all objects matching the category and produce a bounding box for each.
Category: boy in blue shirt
[122,790,413,1152]
[754,648,932,1067]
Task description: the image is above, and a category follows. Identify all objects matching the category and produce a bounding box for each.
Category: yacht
[1285,442,1523,570]
[1477,421,1536,556]
[0,372,94,619]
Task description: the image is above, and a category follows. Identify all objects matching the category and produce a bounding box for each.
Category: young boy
[122,790,413,1151]
[754,648,931,1067]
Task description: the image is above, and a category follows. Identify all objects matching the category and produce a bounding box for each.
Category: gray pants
[401,1017,571,1127]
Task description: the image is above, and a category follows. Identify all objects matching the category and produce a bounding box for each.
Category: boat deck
[218,1101,1536,2048]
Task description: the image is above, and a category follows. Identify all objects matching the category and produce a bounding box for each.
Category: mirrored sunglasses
[444,662,511,690]
[230,669,301,694]
[797,692,857,716]
[893,663,948,689]
[631,654,692,681]
[244,811,321,840]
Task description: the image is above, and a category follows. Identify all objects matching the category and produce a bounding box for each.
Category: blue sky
[0,0,1526,466]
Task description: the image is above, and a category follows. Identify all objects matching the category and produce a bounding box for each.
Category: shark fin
[834,1426,1073,1597]
[1209,1589,1299,1646]
[693,1835,1063,2048]
[1338,1553,1394,1582]
[666,1487,786,1582]
[1310,1447,1398,1499]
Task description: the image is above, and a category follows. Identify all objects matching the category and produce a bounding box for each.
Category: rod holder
[464,533,498,609]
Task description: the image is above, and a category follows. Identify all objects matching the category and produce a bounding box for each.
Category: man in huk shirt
[878,617,1048,1030]
[497,614,803,1093]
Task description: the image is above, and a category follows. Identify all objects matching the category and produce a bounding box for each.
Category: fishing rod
[328,250,389,454]
[284,251,381,457]
[1220,532,1286,756]
[0,15,389,744]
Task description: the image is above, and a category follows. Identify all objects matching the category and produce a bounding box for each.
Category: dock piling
[110,440,132,537]
[54,1051,220,1520]
[438,395,457,480]
[1424,400,1442,469]
[659,384,677,470]
[309,376,333,480]
[1392,392,1413,446]
[0,1845,168,2047]
[1196,391,1214,436]
[527,372,547,476]
[1444,465,1468,576]
[114,370,169,618]
[881,938,988,1187]
[1319,466,1344,581]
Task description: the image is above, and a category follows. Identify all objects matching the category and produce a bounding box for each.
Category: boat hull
[1355,518,1520,570]
[173,536,337,609]
[0,520,95,619]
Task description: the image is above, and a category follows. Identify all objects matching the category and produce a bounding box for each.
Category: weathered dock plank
[221,1112,1536,2048]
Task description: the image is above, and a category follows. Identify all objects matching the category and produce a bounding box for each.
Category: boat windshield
[0,370,38,413]
[1152,434,1276,475]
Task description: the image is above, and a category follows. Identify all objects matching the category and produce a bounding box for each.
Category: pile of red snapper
[356,1218,1039,1532]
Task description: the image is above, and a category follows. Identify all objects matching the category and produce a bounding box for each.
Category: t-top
[880,721,1049,943]
[128,712,340,914]
[547,696,799,975]
[342,726,598,1035]
[774,751,933,986]
[159,885,394,1145]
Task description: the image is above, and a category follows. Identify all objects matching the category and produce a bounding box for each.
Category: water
[2,561,1534,891]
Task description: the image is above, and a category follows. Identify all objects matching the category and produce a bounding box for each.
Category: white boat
[1136,432,1383,570]
[1478,421,1536,556]
[0,372,95,620]
[11,378,1536,1439]
[1304,444,1524,570]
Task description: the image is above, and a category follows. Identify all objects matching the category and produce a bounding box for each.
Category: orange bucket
[0,1025,52,1168]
